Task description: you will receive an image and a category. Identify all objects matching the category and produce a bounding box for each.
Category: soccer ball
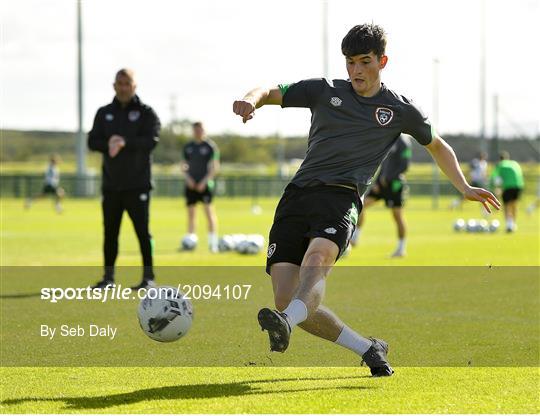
[489,219,500,232]
[454,218,466,232]
[181,234,198,251]
[236,234,265,255]
[237,240,260,254]
[478,219,489,233]
[218,235,235,252]
[137,286,193,342]
[231,234,247,248]
[466,219,478,232]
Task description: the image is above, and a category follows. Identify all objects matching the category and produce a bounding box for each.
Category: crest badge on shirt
[128,110,141,122]
[105,113,114,121]
[330,97,342,107]
[375,107,393,126]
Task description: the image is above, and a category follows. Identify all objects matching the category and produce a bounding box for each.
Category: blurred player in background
[88,68,161,289]
[470,151,489,188]
[181,122,220,253]
[233,24,499,377]
[490,151,524,232]
[450,151,488,210]
[526,180,540,215]
[351,134,411,257]
[25,154,65,213]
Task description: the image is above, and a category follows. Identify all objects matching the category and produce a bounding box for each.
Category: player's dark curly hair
[341,24,387,58]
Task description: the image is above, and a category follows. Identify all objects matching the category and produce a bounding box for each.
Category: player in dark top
[233,24,499,377]
[351,135,412,257]
[88,68,160,290]
[181,122,220,252]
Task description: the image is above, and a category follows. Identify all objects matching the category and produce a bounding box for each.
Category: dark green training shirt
[378,135,412,181]
[280,78,433,194]
[183,139,219,182]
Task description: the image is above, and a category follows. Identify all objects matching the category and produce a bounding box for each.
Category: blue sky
[1,0,539,137]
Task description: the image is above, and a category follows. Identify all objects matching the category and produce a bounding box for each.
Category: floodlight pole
[432,58,440,209]
[76,0,87,194]
[492,94,499,158]
[479,0,487,155]
[322,0,329,78]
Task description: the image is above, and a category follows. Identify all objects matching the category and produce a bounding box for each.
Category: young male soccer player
[351,134,411,257]
[25,154,65,213]
[181,122,220,252]
[490,151,524,232]
[233,24,500,377]
[88,68,160,290]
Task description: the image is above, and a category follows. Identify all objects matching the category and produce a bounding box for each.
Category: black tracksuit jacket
[88,95,160,192]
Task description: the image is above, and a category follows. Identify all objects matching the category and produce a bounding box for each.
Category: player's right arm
[232,87,283,123]
[181,145,196,190]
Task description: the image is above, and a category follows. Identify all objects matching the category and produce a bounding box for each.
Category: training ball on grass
[218,235,235,252]
[478,219,489,233]
[454,218,466,232]
[489,219,500,232]
[138,286,193,342]
[236,234,265,254]
[236,240,260,254]
[466,219,478,232]
[181,234,198,250]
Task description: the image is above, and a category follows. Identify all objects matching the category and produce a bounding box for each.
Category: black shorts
[42,184,58,195]
[367,179,406,208]
[185,186,213,205]
[266,184,361,274]
[502,188,522,203]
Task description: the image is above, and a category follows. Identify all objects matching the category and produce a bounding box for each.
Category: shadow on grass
[0,292,42,299]
[1,375,375,410]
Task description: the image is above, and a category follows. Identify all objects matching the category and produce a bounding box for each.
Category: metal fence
[1,174,466,199]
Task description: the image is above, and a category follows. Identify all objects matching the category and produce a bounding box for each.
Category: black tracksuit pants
[102,190,153,280]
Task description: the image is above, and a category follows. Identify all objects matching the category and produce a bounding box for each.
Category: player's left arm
[425,136,501,213]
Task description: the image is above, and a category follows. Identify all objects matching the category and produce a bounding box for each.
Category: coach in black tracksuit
[88,68,160,290]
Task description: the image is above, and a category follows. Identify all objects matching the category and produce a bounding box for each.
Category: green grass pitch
[1,195,539,413]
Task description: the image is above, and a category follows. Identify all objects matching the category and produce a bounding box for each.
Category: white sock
[282,299,308,328]
[397,238,406,252]
[208,232,218,249]
[506,218,514,229]
[351,227,361,245]
[335,325,373,356]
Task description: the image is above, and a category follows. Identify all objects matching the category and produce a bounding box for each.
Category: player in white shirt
[25,154,65,213]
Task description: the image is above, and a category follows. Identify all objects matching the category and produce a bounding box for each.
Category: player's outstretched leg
[266,254,393,376]
[259,238,335,352]
[258,263,297,352]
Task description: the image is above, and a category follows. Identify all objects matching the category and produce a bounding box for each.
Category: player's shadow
[2,375,375,410]
[0,292,42,299]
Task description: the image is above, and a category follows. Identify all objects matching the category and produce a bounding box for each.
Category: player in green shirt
[490,151,524,232]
